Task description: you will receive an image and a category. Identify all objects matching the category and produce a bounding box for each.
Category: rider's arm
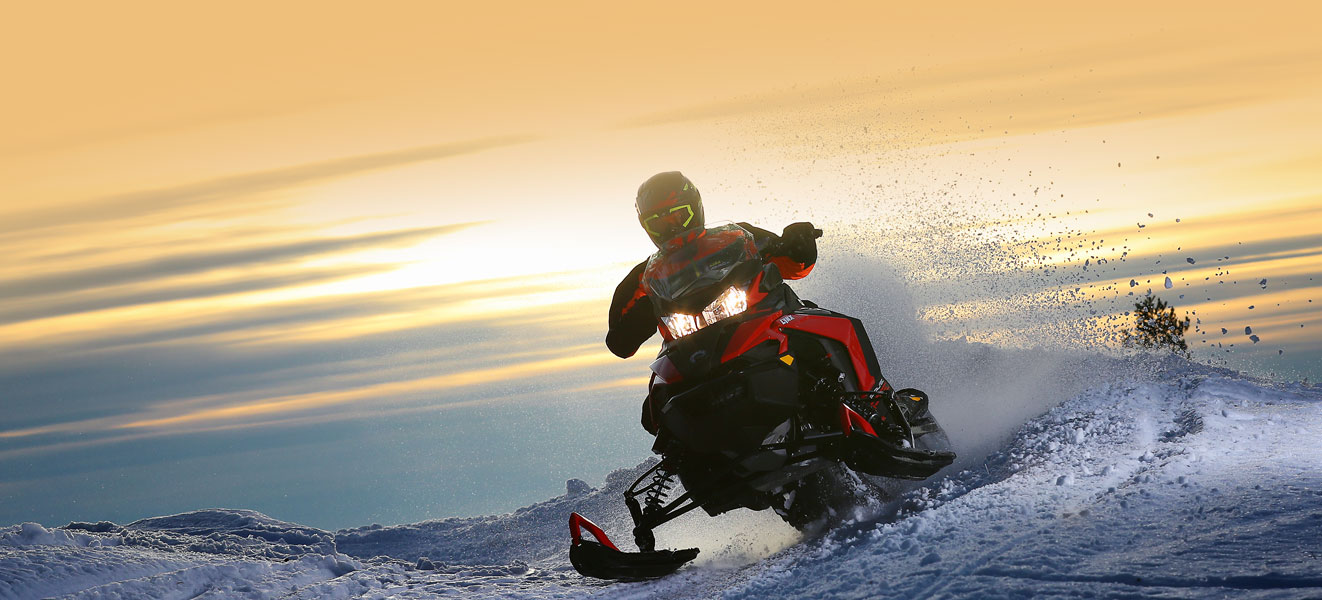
[737,222,818,280]
[606,260,658,358]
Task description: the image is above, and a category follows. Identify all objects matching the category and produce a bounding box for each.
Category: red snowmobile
[569,224,955,580]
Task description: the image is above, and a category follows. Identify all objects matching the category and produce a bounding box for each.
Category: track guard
[568,513,699,580]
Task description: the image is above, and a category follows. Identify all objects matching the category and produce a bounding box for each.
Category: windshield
[642,224,760,309]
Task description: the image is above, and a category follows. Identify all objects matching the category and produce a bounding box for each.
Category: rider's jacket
[606,222,817,359]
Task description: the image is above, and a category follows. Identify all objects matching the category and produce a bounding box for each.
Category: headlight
[702,285,748,324]
[662,286,748,338]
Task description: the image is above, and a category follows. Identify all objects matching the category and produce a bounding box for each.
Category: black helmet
[636,171,704,247]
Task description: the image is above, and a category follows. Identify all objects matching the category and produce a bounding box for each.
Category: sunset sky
[2,2,1319,529]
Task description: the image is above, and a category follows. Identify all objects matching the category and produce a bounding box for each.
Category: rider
[606,171,821,361]
[608,172,830,434]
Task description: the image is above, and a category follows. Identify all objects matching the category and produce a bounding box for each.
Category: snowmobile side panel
[657,357,799,454]
[721,310,788,363]
[778,313,878,390]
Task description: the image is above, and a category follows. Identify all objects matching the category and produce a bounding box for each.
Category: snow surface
[5,359,1322,599]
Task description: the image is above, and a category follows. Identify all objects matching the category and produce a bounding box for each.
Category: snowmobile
[569,224,956,580]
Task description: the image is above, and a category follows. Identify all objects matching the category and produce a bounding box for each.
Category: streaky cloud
[0,263,397,326]
[0,268,609,369]
[0,135,536,235]
[0,222,481,301]
[0,312,540,431]
[0,342,625,450]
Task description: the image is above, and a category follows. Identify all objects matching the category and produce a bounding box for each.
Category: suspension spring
[642,466,676,513]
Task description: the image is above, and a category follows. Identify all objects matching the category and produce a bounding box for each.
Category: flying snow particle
[1129,279,1138,287]
[1250,335,1260,343]
[1245,326,1253,335]
[1187,257,1196,264]
[1221,328,1228,334]
[1259,279,1267,288]
[1164,277,1173,289]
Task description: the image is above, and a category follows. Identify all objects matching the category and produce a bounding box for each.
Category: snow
[4,359,1321,599]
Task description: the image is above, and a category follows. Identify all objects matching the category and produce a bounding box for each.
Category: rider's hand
[782,222,818,241]
[778,222,820,261]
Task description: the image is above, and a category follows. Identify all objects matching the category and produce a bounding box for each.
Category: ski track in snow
[4,360,1321,599]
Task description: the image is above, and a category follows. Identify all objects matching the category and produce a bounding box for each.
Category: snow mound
[0,509,360,600]
[0,522,119,549]
[333,460,647,566]
[124,508,338,559]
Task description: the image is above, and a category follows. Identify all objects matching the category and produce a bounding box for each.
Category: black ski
[568,513,698,580]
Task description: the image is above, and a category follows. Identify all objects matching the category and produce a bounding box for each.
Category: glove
[778,222,820,263]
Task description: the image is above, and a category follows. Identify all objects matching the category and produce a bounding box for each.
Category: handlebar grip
[812,228,823,239]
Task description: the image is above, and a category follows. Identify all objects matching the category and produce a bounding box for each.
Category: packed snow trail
[3,359,1321,599]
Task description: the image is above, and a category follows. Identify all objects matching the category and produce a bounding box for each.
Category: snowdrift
[4,357,1321,599]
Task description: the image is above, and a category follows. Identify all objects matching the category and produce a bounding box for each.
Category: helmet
[636,171,705,247]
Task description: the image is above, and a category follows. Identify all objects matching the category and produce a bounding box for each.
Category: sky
[1,2,1320,529]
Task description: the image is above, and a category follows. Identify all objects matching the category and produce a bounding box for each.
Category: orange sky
[6,2,1320,156]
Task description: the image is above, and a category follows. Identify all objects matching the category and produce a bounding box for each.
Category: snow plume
[796,244,1132,468]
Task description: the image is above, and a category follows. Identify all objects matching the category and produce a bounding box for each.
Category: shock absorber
[625,460,677,552]
[643,468,675,514]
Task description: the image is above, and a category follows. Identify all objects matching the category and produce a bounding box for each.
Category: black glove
[778,222,820,263]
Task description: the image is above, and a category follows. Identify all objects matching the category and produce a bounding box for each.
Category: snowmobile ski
[568,513,698,580]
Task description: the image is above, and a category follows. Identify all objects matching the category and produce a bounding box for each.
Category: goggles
[642,204,695,240]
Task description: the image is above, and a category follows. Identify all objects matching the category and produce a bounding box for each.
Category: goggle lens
[643,204,695,238]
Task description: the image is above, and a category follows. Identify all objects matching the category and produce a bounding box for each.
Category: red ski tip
[569,512,619,551]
